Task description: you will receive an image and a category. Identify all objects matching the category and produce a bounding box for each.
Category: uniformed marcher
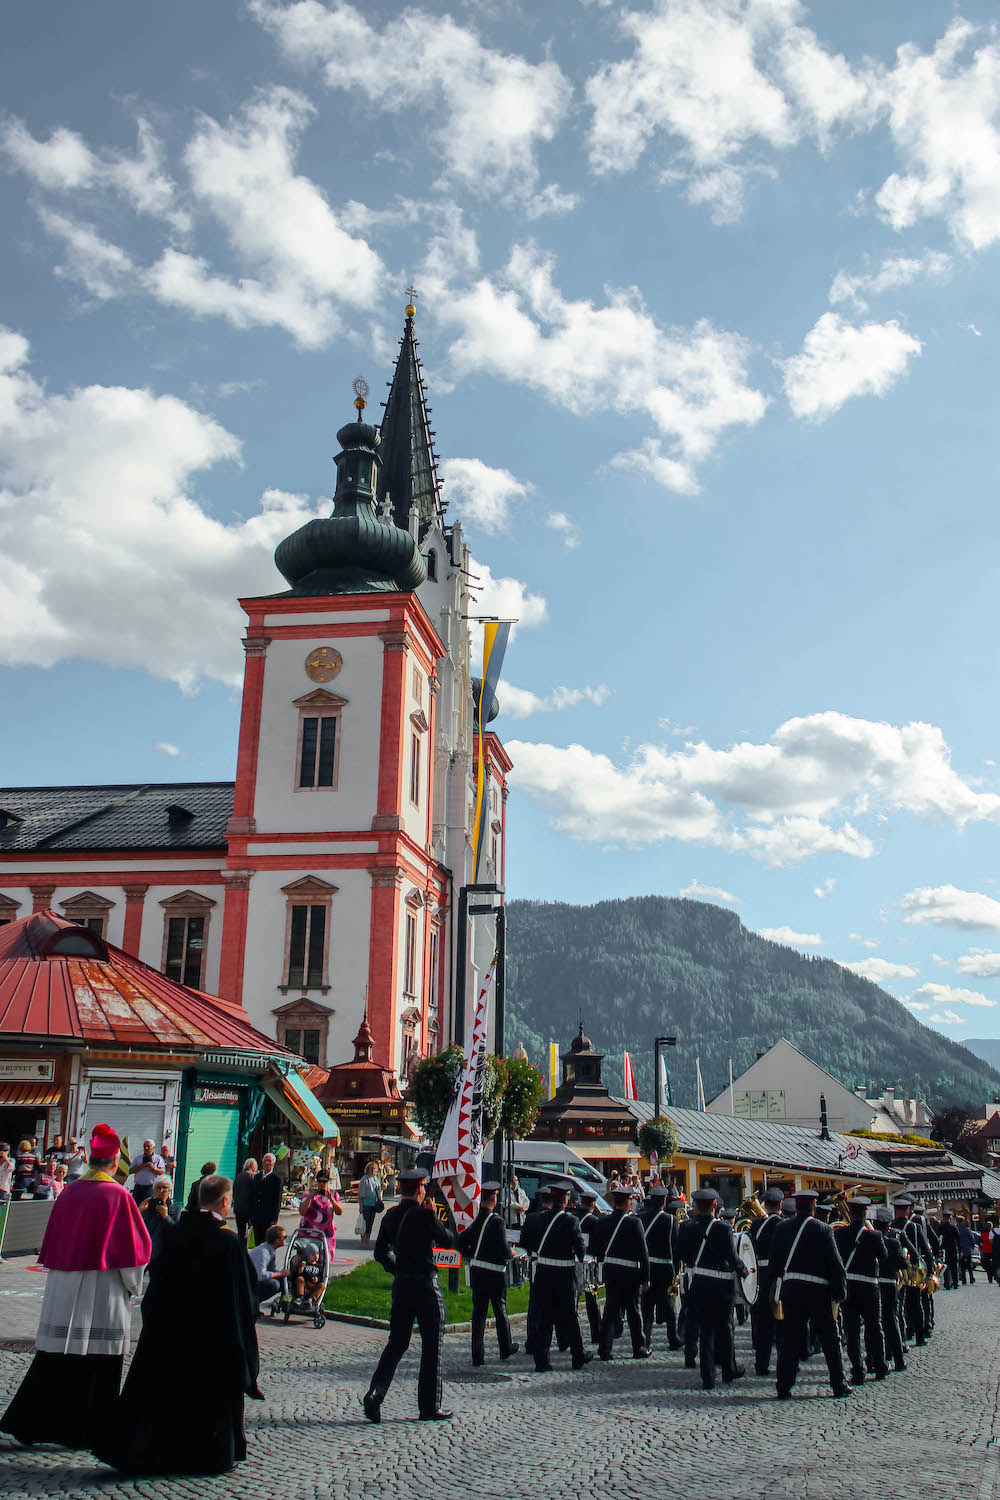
[520,1185,553,1359]
[529,1181,593,1373]
[591,1185,651,1361]
[780,1196,796,1218]
[748,1186,784,1375]
[457,1182,518,1366]
[676,1188,748,1390]
[769,1189,850,1400]
[892,1196,927,1346]
[362,1169,457,1423]
[913,1204,939,1332]
[833,1198,888,1385]
[577,1188,604,1343]
[939,1210,961,1290]
[872,1207,907,1371]
[640,1185,681,1352]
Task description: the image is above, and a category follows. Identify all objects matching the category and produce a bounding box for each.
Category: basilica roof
[0,781,234,852]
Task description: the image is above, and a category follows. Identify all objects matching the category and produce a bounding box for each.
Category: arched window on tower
[426,548,437,580]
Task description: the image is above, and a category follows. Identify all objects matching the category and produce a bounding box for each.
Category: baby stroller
[265,1226,329,1329]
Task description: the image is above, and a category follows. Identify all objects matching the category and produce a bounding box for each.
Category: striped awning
[0,1082,60,1107]
[263,1069,339,1142]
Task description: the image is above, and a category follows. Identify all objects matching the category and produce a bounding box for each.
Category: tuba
[733,1194,767,1233]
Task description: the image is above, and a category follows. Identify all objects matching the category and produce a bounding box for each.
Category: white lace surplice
[35,1266,143,1356]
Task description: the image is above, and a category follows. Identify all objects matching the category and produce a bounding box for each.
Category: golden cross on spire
[405,284,418,317]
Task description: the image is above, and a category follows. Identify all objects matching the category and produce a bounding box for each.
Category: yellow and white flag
[472,620,511,881]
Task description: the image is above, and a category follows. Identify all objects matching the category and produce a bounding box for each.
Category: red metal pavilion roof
[0,911,281,1054]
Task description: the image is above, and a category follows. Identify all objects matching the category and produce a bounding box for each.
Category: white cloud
[545,510,580,549]
[957,948,1000,979]
[931,953,952,967]
[782,312,922,420]
[155,742,182,758]
[499,681,611,720]
[1,116,184,227]
[508,708,1000,864]
[903,999,931,1012]
[250,0,573,209]
[908,981,996,1009]
[440,458,530,534]
[467,563,548,660]
[679,879,738,905]
[929,1010,966,1026]
[433,244,767,494]
[36,209,135,302]
[0,326,338,690]
[759,925,823,948]
[902,885,1000,931]
[829,251,952,311]
[849,933,880,950]
[813,876,836,899]
[840,957,919,983]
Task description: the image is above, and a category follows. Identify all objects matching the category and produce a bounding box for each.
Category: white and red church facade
[0,308,511,1103]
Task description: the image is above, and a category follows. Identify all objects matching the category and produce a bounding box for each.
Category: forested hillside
[505,896,1000,1110]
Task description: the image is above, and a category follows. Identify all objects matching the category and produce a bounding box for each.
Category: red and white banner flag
[432,951,497,1231]
[623,1050,637,1101]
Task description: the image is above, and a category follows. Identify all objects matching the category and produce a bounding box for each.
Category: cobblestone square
[2,1268,999,1500]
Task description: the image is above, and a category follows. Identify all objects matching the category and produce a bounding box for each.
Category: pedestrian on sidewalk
[0,1142,13,1201]
[0,1123,150,1451]
[358,1161,382,1243]
[958,1216,976,1284]
[233,1158,258,1244]
[298,1169,342,1258]
[250,1153,282,1247]
[185,1159,217,1213]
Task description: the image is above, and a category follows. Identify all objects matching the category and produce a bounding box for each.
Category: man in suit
[457,1181,518,1365]
[250,1153,282,1248]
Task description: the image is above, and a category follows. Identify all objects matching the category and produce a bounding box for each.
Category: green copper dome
[274,416,426,596]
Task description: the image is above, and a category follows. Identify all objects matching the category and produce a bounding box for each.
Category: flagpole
[729,1057,734,1116]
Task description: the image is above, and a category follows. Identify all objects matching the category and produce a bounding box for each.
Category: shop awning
[0,1082,61,1107]
[264,1070,339,1141]
[570,1141,638,1161]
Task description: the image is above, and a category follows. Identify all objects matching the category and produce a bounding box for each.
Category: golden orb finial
[352,374,369,413]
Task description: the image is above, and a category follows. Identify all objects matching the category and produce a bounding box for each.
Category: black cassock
[94,1211,260,1475]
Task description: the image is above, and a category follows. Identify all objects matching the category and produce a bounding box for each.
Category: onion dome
[470,677,500,723]
[570,1022,594,1053]
[274,401,426,596]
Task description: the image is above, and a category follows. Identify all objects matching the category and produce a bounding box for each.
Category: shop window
[292,690,347,793]
[279,876,337,993]
[159,891,216,989]
[60,891,115,938]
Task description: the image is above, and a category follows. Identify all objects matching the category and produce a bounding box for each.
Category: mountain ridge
[504,895,1000,1110]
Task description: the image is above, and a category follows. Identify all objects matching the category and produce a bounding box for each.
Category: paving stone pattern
[1,1284,999,1500]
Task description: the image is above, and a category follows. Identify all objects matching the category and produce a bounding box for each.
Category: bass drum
[736,1229,759,1306]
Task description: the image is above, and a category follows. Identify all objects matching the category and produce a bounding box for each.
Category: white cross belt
[648,1256,674,1265]
[846,1273,879,1284]
[783,1272,831,1286]
[690,1267,736,1281]
[471,1259,507,1273]
[603,1256,642,1269]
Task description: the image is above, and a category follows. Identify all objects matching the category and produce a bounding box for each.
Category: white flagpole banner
[433,950,498,1231]
[695,1057,706,1112]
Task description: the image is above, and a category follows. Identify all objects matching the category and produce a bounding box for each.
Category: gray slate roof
[0,783,234,852]
[654,1103,903,1183]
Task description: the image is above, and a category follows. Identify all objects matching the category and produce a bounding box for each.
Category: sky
[3,1,1000,1043]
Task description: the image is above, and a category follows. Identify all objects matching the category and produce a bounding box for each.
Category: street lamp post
[653,1034,677,1118]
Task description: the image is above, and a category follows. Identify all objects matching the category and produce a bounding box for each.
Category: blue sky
[4,1,1000,1040]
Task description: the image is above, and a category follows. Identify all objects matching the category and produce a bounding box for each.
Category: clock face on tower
[304,647,343,682]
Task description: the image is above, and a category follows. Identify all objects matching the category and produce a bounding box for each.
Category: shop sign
[433,1249,461,1268]
[333,1104,402,1120]
[193,1086,241,1107]
[0,1059,54,1082]
[803,1177,841,1192]
[90,1080,166,1102]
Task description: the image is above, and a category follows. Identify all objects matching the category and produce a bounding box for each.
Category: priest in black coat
[93,1174,261,1475]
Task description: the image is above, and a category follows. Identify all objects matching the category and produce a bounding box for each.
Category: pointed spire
[377,292,445,537]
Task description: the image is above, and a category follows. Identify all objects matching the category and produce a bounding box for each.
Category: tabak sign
[193,1085,241,1107]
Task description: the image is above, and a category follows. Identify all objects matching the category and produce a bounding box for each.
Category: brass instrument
[733,1193,767,1232]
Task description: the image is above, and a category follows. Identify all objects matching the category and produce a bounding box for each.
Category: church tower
[219,302,510,1084]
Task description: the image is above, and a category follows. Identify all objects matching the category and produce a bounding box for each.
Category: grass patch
[324,1259,535,1324]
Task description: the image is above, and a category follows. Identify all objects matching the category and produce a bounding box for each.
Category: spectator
[128,1139,166,1206]
[32,1160,57,1200]
[52,1164,68,1197]
[186,1161,218,1213]
[47,1134,66,1165]
[250,1154,282,1248]
[299,1170,342,1256]
[248,1224,290,1305]
[358,1161,382,1244]
[981,1219,996,1282]
[0,1143,13,1201]
[63,1137,87,1181]
[511,1175,529,1226]
[139,1175,181,1261]
[233,1158,258,1244]
[159,1141,176,1179]
[94,1174,260,1476]
[958,1215,977,1284]
[13,1139,40,1198]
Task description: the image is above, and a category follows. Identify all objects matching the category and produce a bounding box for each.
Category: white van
[511,1140,608,1193]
